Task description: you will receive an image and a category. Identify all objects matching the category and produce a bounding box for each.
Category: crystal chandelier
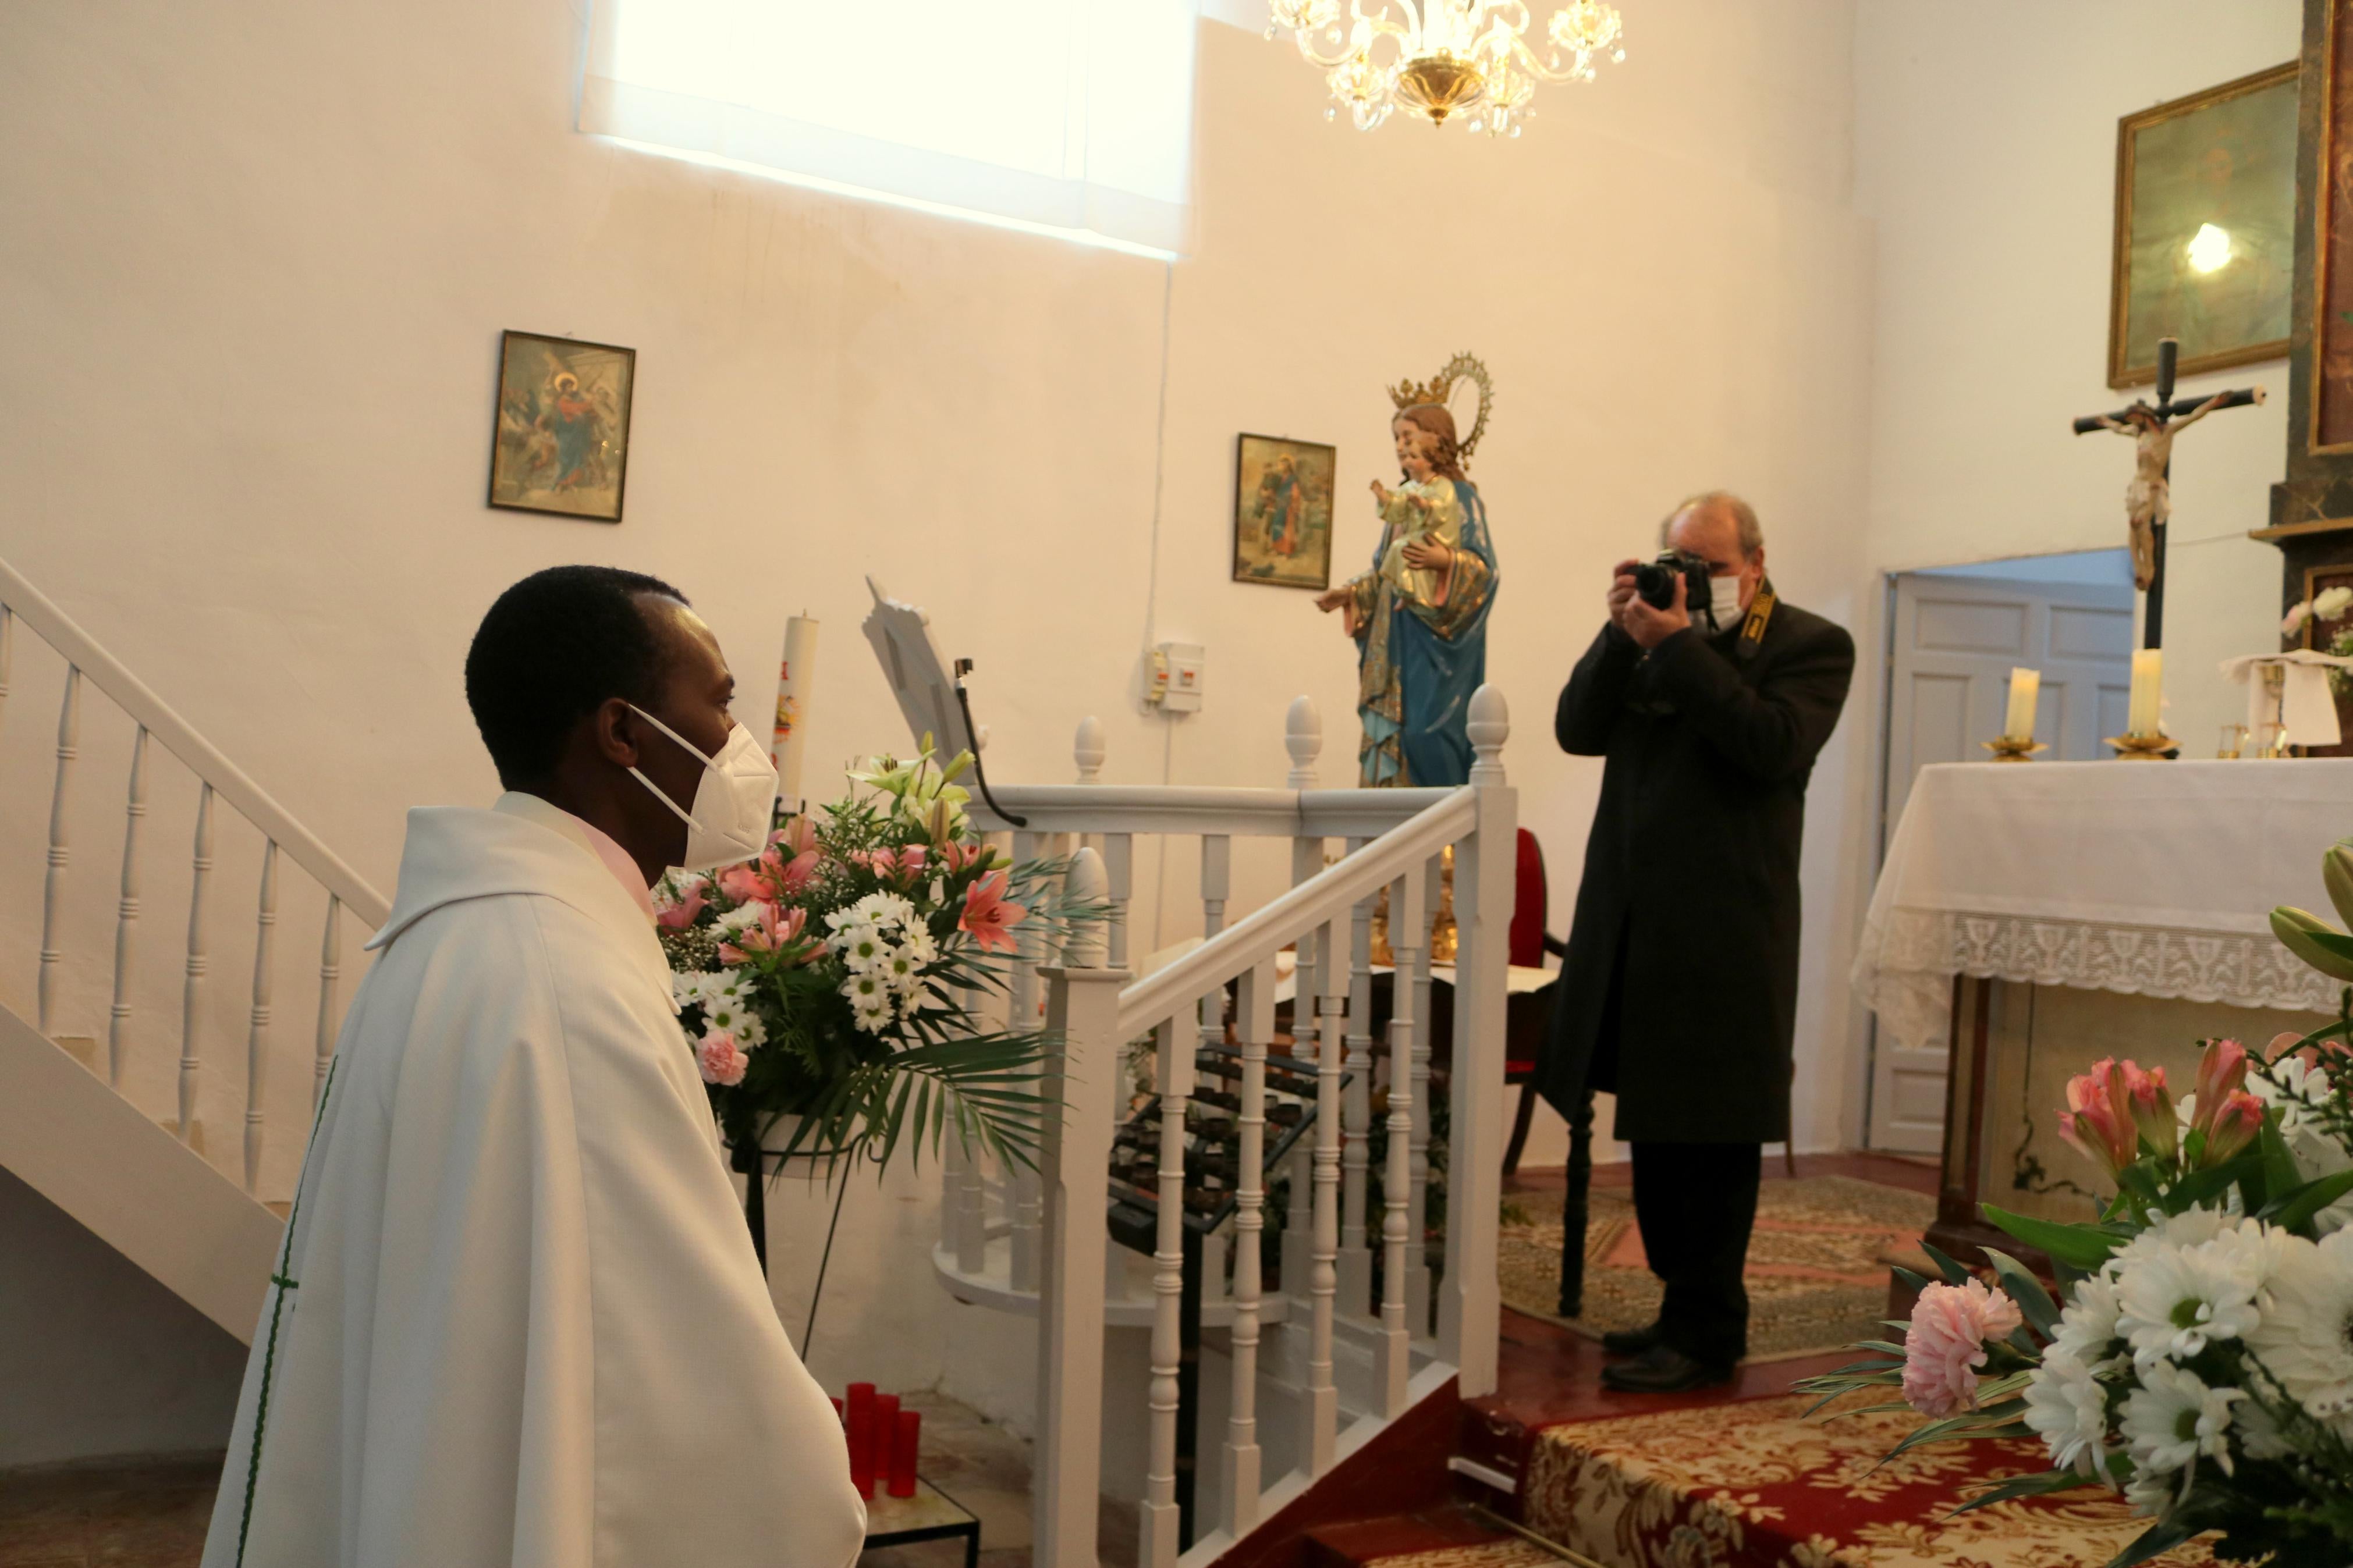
[1265,1,1626,137]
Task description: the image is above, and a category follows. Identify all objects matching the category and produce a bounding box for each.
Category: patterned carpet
[1364,1541,1563,1568]
[1497,1175,1937,1361]
[1521,1392,2218,1568]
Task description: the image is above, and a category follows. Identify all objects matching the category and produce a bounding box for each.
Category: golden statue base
[1981,736,2047,763]
[2104,731,2176,760]
[1367,844,1457,968]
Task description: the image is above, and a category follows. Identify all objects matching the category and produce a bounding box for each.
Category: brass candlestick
[1981,735,2047,762]
[2104,731,2176,760]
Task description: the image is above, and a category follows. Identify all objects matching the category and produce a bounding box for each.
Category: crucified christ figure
[2094,395,2230,590]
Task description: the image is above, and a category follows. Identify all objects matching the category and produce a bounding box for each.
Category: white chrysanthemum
[899,924,939,965]
[2024,1346,2112,1478]
[851,890,918,930]
[2050,1273,2126,1371]
[673,970,718,1008]
[841,970,892,1013]
[2106,1208,2231,1278]
[714,904,766,939]
[2245,1228,2353,1438]
[2122,1360,2242,1480]
[2123,1464,2178,1518]
[2116,1226,2269,1367]
[707,968,751,1003]
[831,923,889,971]
[2256,1054,2336,1139]
[698,995,766,1050]
[824,907,868,934]
[879,945,926,991]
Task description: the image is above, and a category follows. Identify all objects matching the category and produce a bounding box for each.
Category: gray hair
[1659,490,1764,559]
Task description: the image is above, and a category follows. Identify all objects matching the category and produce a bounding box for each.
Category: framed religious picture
[1231,433,1336,590]
[2108,62,2299,389]
[487,330,637,522]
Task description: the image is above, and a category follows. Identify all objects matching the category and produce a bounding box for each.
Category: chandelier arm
[1503,34,1590,85]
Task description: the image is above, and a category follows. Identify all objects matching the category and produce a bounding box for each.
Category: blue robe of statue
[1348,478,1498,787]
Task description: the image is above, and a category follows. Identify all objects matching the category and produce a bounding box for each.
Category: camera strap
[1734,579,1776,663]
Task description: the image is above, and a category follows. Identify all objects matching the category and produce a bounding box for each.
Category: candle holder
[2104,731,2177,760]
[1981,735,2047,763]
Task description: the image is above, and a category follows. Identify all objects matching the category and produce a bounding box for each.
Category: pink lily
[719,902,808,965]
[856,844,929,885]
[2058,1057,2139,1180]
[654,874,709,931]
[941,840,996,874]
[959,870,1027,954]
[2118,1061,2175,1161]
[2202,1090,2266,1165]
[2186,1039,2253,1149]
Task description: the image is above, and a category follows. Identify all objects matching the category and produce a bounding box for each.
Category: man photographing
[1537,492,1855,1393]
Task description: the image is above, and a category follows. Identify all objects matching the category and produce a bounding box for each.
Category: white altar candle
[2127,648,2163,737]
[772,615,818,810]
[2003,667,2039,740]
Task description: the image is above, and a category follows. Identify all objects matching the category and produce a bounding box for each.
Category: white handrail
[1115,787,1477,1037]
[0,554,390,930]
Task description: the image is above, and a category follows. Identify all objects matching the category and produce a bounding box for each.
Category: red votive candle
[831,1396,844,1424]
[888,1409,921,1497]
[871,1394,900,1485]
[845,1384,876,1498]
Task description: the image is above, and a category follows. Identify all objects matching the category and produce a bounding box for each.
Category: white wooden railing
[938,687,1515,1568]
[0,554,388,1194]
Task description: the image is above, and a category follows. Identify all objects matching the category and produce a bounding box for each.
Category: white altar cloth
[1853,759,2353,1053]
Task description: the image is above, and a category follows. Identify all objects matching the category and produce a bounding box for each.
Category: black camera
[1632,550,1713,611]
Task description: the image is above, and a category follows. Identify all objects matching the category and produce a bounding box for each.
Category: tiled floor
[0,1453,218,1568]
[0,1395,1128,1568]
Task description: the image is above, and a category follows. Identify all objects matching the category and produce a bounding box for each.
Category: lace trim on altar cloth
[1851,907,2341,1054]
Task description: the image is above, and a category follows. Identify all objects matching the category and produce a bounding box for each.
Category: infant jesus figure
[1371,439,1464,608]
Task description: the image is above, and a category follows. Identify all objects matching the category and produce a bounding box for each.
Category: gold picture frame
[487,330,637,523]
[1231,433,1336,590]
[2108,62,2298,390]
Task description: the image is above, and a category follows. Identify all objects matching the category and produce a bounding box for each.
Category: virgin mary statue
[1316,359,1499,786]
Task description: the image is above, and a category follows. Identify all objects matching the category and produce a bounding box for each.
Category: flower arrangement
[656,744,1091,1173]
[1802,838,2353,1567]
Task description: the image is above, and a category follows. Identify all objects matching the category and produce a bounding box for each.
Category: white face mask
[625,705,779,872]
[1702,573,1745,631]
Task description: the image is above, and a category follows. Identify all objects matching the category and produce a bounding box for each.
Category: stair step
[1306,1505,1513,1568]
[264,1200,292,1220]
[56,1034,98,1072]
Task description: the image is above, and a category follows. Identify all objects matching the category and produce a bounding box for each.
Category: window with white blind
[582,1,1198,257]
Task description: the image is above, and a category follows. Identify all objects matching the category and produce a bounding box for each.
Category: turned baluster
[1009,827,1043,1292]
[108,726,149,1086]
[1378,863,1424,1416]
[179,784,214,1146]
[38,667,80,1037]
[1406,850,1438,1335]
[1223,958,1275,1537]
[313,897,341,1111]
[1339,838,1374,1317]
[1197,835,1230,1058]
[1138,1016,1191,1568]
[243,842,279,1192]
[1307,913,1345,1473]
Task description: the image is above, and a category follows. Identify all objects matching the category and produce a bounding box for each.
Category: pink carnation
[1900,1279,2022,1418]
[696,1030,748,1087]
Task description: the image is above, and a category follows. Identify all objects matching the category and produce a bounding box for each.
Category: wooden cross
[2072,336,2265,650]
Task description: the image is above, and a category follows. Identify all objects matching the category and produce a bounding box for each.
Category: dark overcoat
[1536,596,1855,1144]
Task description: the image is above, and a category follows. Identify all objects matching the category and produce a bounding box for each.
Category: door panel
[1870,568,2135,1153]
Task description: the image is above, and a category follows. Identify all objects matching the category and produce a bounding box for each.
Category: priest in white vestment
[203,566,865,1568]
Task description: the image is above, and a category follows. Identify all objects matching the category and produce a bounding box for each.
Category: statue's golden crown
[1386,351,1496,460]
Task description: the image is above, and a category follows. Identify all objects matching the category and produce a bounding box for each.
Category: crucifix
[2072,336,2265,649]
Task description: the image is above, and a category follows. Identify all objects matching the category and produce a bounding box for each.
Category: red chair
[1502,829,1565,1174]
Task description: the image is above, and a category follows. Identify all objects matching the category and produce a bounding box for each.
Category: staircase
[0,553,388,1341]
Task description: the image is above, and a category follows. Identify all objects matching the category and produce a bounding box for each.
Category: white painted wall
[1,0,1876,1445]
[0,1168,247,1466]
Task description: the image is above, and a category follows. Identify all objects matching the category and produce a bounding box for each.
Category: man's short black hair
[465,565,689,788]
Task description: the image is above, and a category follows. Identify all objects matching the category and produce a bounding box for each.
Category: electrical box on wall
[1147,642,1206,713]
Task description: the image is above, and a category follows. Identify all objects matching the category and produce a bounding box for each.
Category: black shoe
[1599,1344,1734,1393]
[1599,1321,1663,1357]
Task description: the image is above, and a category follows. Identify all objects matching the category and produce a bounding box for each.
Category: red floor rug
[1520,1392,2220,1567]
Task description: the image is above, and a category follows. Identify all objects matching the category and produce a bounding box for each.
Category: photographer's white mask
[1701,573,1745,632]
[624,705,779,872]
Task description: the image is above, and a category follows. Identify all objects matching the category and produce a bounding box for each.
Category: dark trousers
[1630,1140,1761,1370]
